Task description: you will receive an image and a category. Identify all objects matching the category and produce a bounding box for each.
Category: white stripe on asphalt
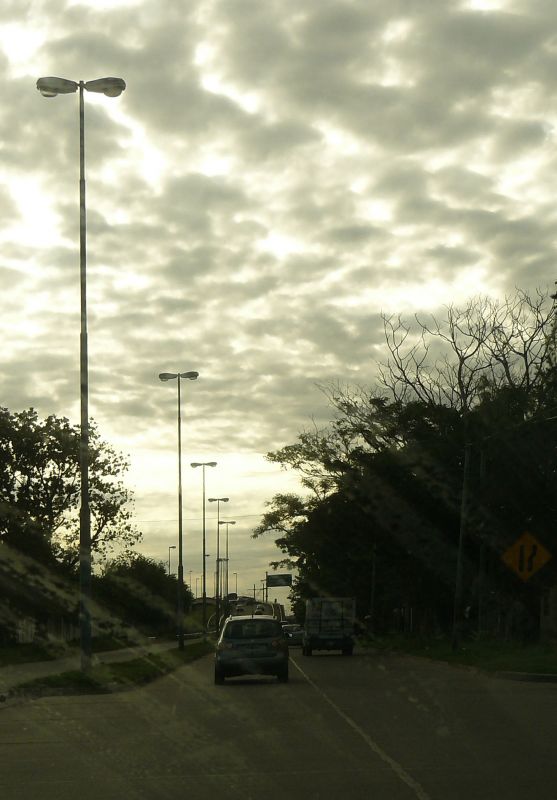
[291,656,431,800]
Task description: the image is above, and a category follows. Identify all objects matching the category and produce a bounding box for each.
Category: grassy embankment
[365,635,557,674]
[0,610,212,696]
[10,639,215,697]
[0,609,208,667]
[0,636,143,666]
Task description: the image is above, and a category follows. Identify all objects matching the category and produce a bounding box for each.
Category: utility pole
[369,540,377,636]
[477,447,487,640]
[452,440,472,651]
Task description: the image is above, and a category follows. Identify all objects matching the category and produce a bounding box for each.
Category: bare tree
[378,287,556,411]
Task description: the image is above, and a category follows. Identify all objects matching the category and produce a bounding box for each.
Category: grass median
[11,640,215,697]
[363,635,557,674]
[0,635,151,666]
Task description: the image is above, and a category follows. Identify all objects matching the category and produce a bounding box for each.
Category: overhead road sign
[266,573,292,587]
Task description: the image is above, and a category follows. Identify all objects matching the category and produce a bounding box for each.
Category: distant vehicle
[303,597,355,656]
[227,598,285,621]
[214,614,289,684]
[282,623,303,646]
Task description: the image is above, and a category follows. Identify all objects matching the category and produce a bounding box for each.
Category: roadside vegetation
[363,635,557,675]
[11,640,215,697]
[0,635,138,666]
[256,287,557,649]
[0,408,198,649]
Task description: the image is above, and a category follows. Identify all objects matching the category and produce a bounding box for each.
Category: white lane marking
[291,657,432,800]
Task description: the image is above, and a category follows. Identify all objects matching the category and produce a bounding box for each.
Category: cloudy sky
[1,0,556,599]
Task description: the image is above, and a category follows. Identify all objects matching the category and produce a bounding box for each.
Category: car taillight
[217,642,233,651]
[271,639,286,649]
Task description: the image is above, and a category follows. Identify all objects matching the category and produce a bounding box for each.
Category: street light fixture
[37,76,126,98]
[191,461,217,635]
[37,74,126,673]
[219,520,236,599]
[159,370,199,649]
[208,496,229,633]
[168,545,176,575]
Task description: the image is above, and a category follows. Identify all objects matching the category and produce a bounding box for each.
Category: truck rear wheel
[303,645,312,656]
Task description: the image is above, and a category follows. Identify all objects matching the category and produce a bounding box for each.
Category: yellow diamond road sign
[502,532,552,582]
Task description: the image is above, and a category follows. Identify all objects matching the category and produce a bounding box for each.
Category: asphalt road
[1,646,556,800]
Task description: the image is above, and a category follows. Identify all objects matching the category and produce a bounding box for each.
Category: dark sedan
[281,623,303,646]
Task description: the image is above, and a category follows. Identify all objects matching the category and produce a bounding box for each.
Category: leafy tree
[95,554,193,634]
[0,407,141,569]
[255,288,557,638]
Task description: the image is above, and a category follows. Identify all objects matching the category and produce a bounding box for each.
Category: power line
[136,512,263,525]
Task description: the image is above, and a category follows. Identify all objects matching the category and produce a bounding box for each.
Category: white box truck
[303,597,355,656]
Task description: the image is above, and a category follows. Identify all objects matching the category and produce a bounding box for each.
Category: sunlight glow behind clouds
[257,231,305,259]
[2,176,63,250]
[99,106,168,190]
[196,40,262,115]
[0,24,46,77]
[361,268,498,313]
[68,0,141,8]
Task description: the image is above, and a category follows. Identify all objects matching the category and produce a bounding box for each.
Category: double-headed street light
[208,496,229,633]
[191,461,217,635]
[219,520,236,599]
[159,371,199,649]
[37,75,126,673]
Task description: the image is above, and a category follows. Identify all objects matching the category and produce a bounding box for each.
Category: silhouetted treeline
[256,289,557,639]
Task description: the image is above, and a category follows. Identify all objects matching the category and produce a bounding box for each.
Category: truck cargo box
[303,597,355,656]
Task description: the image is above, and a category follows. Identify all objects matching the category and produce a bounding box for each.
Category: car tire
[303,646,312,656]
[214,667,225,685]
[277,666,289,683]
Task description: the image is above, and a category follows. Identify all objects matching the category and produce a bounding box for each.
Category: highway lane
[290,647,557,799]
[1,646,556,799]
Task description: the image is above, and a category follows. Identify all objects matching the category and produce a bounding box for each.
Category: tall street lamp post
[37,75,126,673]
[219,520,236,599]
[208,496,229,633]
[191,461,217,636]
[233,572,238,595]
[168,545,176,575]
[203,553,211,620]
[159,371,199,649]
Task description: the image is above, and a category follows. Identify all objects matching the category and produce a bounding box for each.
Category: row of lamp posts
[36,74,237,669]
[159,384,238,647]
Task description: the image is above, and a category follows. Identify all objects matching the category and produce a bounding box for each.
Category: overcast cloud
[1,0,556,596]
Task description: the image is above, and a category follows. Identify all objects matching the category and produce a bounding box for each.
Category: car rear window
[224,620,282,639]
